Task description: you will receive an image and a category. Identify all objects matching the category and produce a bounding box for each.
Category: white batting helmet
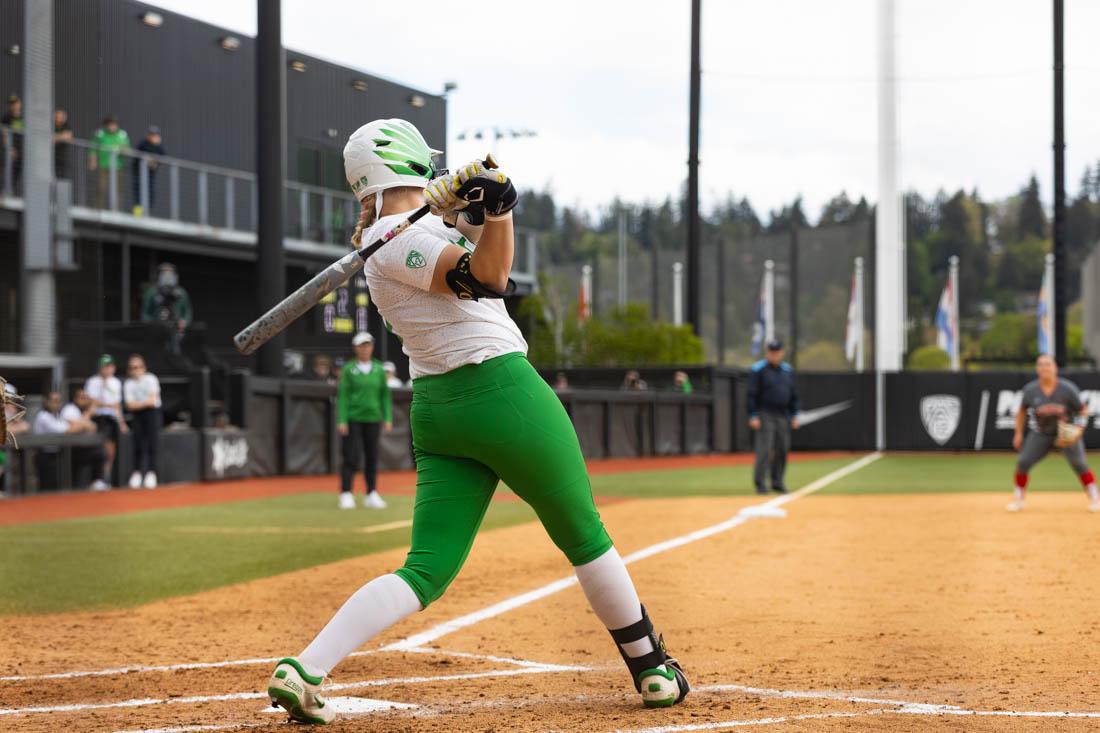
[343,119,442,202]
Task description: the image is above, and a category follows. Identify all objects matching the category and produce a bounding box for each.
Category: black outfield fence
[13,365,1095,493]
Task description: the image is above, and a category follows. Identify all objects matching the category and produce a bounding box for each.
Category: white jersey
[85,375,123,416]
[361,210,527,379]
[124,373,162,409]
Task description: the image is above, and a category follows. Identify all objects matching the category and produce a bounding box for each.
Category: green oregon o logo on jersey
[406,250,426,269]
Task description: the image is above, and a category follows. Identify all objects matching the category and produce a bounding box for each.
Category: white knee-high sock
[298,573,422,675]
[575,546,655,658]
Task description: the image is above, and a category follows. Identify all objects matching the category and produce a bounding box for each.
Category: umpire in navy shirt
[747,340,800,494]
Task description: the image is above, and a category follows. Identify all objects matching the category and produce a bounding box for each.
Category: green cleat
[267,657,335,725]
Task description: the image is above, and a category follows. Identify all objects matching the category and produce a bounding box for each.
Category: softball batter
[267,119,689,724]
[1008,354,1100,513]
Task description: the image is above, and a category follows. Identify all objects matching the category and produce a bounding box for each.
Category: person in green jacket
[337,332,392,509]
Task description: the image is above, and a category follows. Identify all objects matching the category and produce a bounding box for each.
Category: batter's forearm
[469,215,514,293]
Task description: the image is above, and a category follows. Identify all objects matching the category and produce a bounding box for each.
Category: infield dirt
[5,489,1099,732]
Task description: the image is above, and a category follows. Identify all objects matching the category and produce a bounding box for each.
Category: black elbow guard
[446,251,516,301]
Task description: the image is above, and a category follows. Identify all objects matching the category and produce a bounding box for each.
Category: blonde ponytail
[350,193,378,247]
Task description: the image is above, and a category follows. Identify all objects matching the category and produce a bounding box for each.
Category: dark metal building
[0,0,448,373]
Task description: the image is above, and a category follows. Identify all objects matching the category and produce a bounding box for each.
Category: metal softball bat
[232,153,498,356]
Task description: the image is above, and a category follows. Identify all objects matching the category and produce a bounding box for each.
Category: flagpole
[1040,252,1055,355]
[580,264,593,321]
[764,259,775,343]
[855,256,865,372]
[672,262,684,327]
[948,255,960,370]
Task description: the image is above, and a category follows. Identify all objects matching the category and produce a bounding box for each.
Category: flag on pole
[1038,253,1054,355]
[579,265,592,322]
[845,257,864,370]
[935,258,960,370]
[751,261,774,357]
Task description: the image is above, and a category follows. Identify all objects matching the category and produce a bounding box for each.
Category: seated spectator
[672,371,693,394]
[311,354,334,385]
[53,108,73,180]
[124,354,162,489]
[132,125,164,215]
[383,361,403,389]
[61,388,108,490]
[552,372,569,391]
[33,391,99,490]
[141,263,192,334]
[90,114,130,210]
[621,370,648,391]
[86,354,126,486]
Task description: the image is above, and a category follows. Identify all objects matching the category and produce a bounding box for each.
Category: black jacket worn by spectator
[746,359,800,417]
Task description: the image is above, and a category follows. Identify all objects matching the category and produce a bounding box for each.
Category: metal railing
[2,127,538,281]
[2,127,359,246]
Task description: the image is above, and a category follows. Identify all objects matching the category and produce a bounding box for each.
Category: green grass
[1,452,1089,616]
[824,453,1099,495]
[0,493,536,616]
[584,457,858,497]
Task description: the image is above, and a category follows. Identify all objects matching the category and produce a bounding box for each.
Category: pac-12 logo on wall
[920,395,961,445]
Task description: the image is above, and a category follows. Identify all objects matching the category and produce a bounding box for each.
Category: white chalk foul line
[385,452,883,652]
[0,645,567,683]
[0,665,576,717]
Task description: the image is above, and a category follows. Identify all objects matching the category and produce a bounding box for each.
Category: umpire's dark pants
[753,411,791,492]
[341,421,382,494]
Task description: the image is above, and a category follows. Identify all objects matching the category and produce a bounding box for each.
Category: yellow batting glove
[423,174,465,216]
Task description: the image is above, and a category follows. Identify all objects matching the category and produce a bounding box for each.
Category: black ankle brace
[608,605,667,691]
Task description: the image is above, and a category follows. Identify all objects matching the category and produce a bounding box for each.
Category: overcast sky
[150,0,1100,222]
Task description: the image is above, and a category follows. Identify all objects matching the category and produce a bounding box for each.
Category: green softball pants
[394,352,612,607]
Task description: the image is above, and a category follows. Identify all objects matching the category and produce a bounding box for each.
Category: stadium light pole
[874,0,903,452]
[256,0,287,377]
[1052,0,1067,366]
[685,0,701,336]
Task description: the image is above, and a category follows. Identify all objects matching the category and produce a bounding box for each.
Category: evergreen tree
[1016,174,1046,239]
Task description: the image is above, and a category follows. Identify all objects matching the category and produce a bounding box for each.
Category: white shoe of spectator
[363,492,386,509]
[143,472,158,489]
[90,480,110,492]
[338,492,356,510]
[129,471,143,489]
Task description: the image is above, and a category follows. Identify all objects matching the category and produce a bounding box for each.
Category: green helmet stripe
[380,125,422,151]
[391,119,426,145]
[373,149,417,164]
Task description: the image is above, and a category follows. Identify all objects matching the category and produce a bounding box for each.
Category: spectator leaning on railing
[672,371,693,394]
[89,114,130,210]
[33,391,100,491]
[1,93,23,190]
[53,108,73,180]
[61,387,108,490]
[85,354,127,486]
[124,354,161,490]
[132,125,164,216]
[310,354,335,385]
